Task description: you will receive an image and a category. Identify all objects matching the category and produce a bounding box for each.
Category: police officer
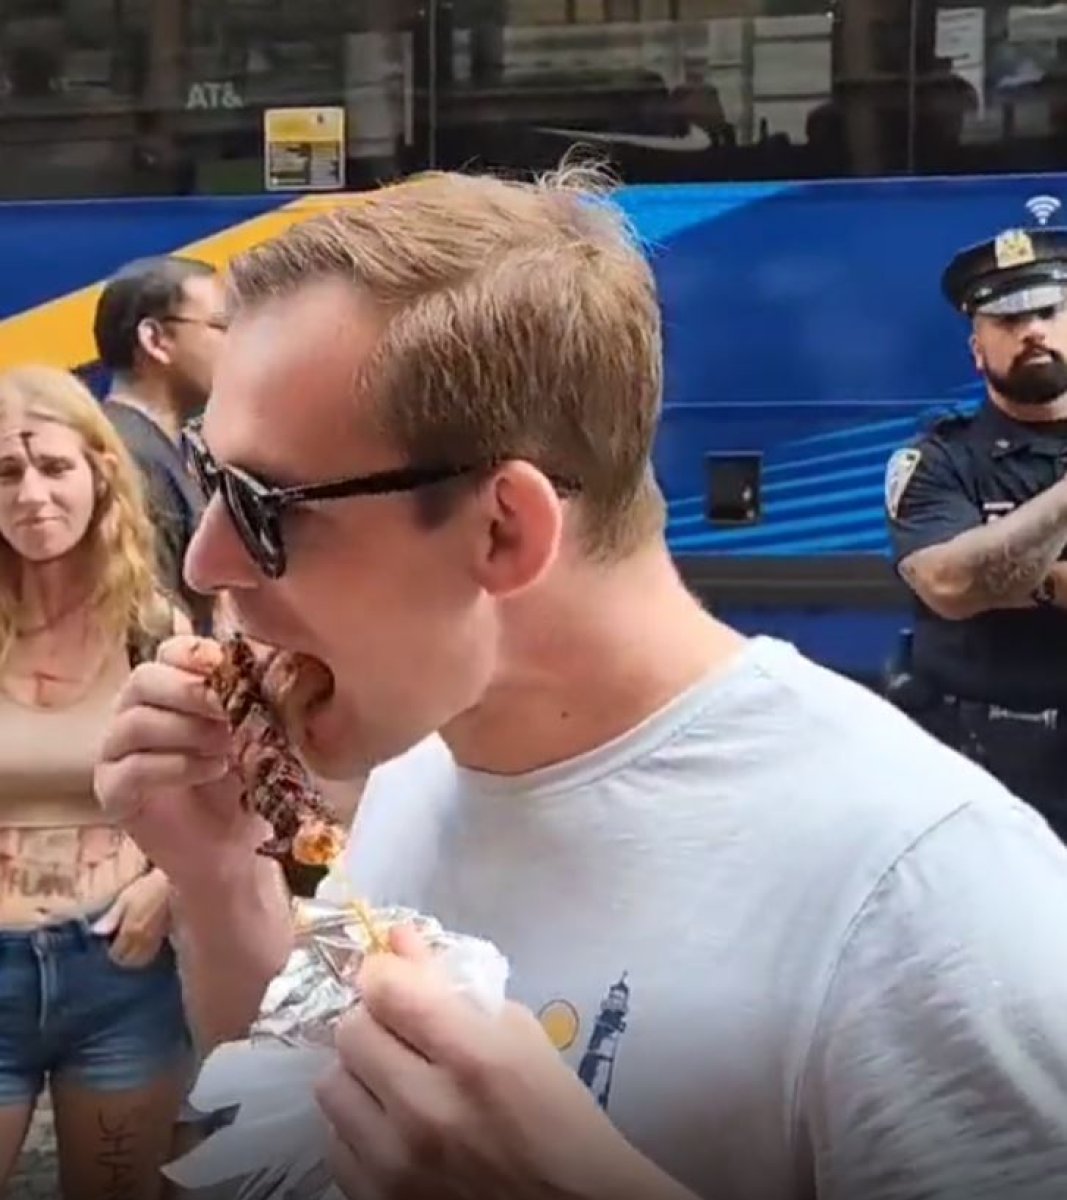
[886,225,1067,840]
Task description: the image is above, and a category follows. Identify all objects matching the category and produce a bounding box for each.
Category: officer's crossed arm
[886,440,1067,618]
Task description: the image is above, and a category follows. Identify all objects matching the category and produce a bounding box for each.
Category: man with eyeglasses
[95,169,1067,1200]
[94,255,227,630]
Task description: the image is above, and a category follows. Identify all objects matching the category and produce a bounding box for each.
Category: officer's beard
[986,349,1067,406]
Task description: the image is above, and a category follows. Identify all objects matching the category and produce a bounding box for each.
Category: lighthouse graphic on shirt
[576,973,630,1110]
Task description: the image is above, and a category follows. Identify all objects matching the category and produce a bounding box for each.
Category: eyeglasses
[180,419,487,579]
[161,314,229,333]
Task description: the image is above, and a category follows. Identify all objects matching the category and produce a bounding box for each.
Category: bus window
[436,0,910,181]
[0,0,427,200]
[3,1,1067,198]
[440,0,1067,184]
[912,1,1067,178]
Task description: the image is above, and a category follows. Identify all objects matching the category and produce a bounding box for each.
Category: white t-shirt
[321,636,1067,1200]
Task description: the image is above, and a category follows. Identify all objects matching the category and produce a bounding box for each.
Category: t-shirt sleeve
[885,439,982,566]
[799,795,1067,1200]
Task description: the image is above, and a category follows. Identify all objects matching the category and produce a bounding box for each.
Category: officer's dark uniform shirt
[101,400,209,632]
[887,403,1067,710]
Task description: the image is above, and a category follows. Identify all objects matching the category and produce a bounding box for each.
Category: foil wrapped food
[164,896,510,1200]
[255,897,509,1045]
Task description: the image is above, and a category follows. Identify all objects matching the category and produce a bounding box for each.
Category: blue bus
[0,1,1063,683]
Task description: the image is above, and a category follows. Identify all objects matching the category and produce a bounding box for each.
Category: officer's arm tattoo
[910,480,1067,612]
[966,505,1067,600]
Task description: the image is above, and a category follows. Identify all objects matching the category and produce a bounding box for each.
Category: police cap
[942,226,1067,317]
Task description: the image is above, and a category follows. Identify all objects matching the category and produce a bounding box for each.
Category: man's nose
[183,494,262,596]
[1019,309,1056,336]
[1016,326,1052,354]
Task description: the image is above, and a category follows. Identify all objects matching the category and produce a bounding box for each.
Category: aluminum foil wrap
[253,897,510,1047]
[165,897,509,1200]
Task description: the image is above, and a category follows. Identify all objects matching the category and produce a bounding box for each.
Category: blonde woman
[0,366,191,1199]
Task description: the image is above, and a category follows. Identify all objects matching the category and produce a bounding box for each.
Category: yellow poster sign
[263,106,346,192]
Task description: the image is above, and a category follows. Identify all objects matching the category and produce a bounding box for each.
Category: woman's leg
[0,1100,38,1190]
[47,928,194,1200]
[51,1067,188,1200]
[0,926,50,1188]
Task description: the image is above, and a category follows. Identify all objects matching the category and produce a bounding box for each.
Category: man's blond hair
[227,162,665,558]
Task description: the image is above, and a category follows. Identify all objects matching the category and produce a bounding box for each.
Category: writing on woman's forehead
[0,420,71,451]
[0,429,35,464]
[0,431,43,463]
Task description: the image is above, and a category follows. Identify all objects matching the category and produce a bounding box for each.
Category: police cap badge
[994,228,1035,269]
[942,225,1067,317]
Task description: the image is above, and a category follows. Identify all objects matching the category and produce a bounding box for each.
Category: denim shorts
[0,908,192,1105]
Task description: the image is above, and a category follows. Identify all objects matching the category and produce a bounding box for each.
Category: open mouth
[259,646,336,727]
[213,614,341,763]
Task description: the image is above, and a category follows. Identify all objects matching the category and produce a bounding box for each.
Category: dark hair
[93,256,216,372]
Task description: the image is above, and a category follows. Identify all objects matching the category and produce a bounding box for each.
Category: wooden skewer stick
[349,896,390,955]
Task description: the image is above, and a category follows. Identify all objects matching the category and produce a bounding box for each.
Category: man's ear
[969,329,983,373]
[471,462,564,599]
[136,317,171,366]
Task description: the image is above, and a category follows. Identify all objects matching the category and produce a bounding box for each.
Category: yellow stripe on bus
[0,192,367,372]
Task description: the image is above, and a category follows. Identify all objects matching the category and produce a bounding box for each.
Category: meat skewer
[208,633,346,867]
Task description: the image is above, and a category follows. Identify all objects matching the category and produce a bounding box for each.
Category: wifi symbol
[1026,194,1062,225]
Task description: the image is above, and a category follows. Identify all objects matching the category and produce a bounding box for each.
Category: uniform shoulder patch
[885,448,922,520]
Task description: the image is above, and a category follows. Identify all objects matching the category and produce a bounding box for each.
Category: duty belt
[945,696,1060,729]
[949,697,1062,731]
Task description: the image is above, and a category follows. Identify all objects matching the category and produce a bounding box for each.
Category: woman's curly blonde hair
[0,365,170,670]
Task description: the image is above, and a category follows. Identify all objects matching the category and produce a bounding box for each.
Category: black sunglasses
[180,420,490,579]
